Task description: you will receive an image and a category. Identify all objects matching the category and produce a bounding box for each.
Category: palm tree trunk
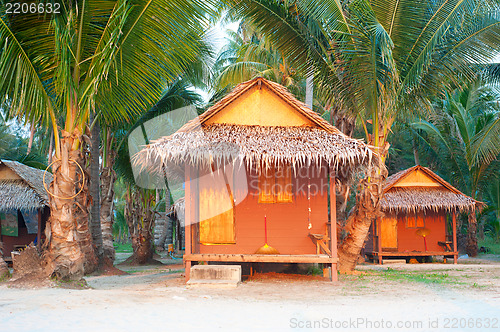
[124,188,155,264]
[44,138,86,280]
[90,115,104,264]
[156,215,171,251]
[466,211,478,257]
[156,188,172,251]
[413,146,420,165]
[27,122,35,155]
[305,73,314,109]
[100,150,116,262]
[328,105,356,137]
[72,148,98,274]
[338,164,387,272]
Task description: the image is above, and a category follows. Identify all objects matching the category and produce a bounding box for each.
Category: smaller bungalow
[365,165,483,264]
[0,160,51,262]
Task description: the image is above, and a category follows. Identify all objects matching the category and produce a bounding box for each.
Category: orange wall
[196,165,329,255]
[395,212,447,252]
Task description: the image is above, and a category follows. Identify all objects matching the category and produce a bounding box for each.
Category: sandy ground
[1,254,500,332]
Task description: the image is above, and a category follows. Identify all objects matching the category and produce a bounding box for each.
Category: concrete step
[187,265,241,288]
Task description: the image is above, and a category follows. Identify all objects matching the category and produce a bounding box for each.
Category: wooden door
[380,217,398,249]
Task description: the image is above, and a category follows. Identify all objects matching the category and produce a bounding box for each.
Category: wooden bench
[438,241,453,252]
[308,233,331,255]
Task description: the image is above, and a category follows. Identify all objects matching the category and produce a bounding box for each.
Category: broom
[255,215,279,254]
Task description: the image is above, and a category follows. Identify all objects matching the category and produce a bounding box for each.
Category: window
[406,213,425,228]
[258,165,293,203]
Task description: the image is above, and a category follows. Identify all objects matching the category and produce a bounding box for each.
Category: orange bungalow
[137,77,376,282]
[365,165,484,264]
[0,160,51,262]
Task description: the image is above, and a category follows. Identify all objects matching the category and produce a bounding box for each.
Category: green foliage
[226,0,500,149]
[306,265,323,276]
[378,269,464,285]
[480,177,500,241]
[411,80,500,200]
[114,79,204,187]
[479,236,500,255]
[214,24,305,98]
[0,111,48,168]
[0,0,215,146]
[113,203,129,244]
[113,242,133,253]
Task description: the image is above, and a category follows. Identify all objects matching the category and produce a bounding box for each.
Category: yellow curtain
[258,165,293,203]
[199,167,235,244]
[406,213,425,228]
[276,165,293,203]
[258,168,276,203]
[416,214,425,228]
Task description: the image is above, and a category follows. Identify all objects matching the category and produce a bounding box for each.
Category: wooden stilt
[377,219,382,265]
[329,169,338,282]
[452,211,457,264]
[185,260,191,282]
[184,165,192,283]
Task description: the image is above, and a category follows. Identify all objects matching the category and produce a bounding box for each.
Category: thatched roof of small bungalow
[135,77,377,182]
[0,160,52,211]
[167,197,185,225]
[381,165,484,214]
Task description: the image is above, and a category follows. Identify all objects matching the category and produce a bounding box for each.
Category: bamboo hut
[0,160,51,262]
[136,77,377,282]
[365,165,484,264]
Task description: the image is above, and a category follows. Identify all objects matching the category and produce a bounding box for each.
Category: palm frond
[0,12,57,127]
[470,113,500,165]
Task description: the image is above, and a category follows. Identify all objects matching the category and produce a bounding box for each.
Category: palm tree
[481,176,500,241]
[227,0,500,270]
[411,79,500,255]
[0,0,213,279]
[113,80,203,264]
[215,23,305,97]
[0,110,49,168]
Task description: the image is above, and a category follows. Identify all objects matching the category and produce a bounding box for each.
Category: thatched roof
[0,160,52,211]
[135,78,376,180]
[169,197,185,225]
[381,165,484,213]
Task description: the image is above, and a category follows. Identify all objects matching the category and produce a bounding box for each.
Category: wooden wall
[0,166,22,180]
[395,211,447,252]
[205,85,315,127]
[365,211,449,254]
[1,207,48,259]
[195,164,329,255]
[2,226,37,257]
